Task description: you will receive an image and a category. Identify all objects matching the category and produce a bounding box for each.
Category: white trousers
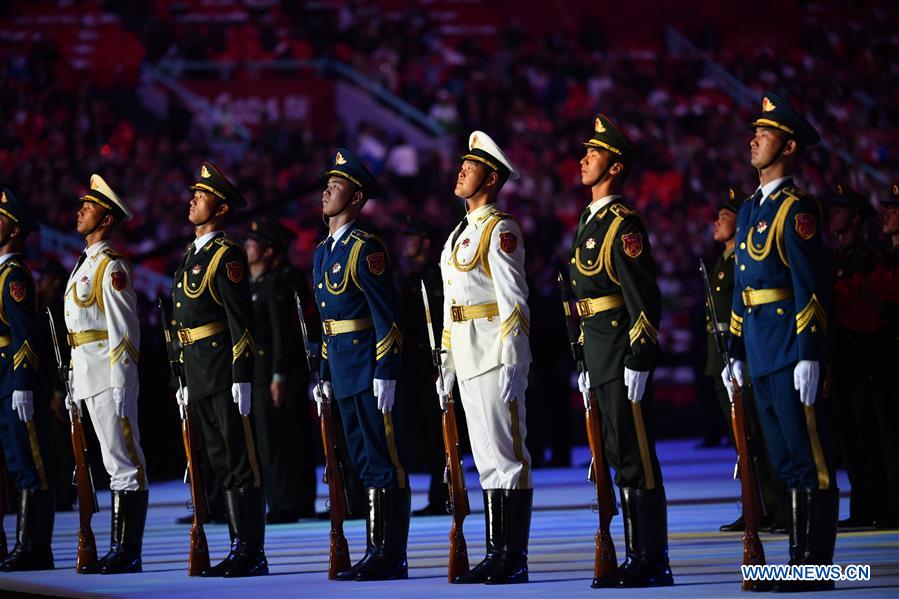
[84,388,147,491]
[457,366,531,489]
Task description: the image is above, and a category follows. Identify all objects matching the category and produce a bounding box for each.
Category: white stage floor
[0,439,896,597]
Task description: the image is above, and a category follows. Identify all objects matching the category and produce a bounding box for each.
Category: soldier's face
[883,205,899,236]
[0,214,15,244]
[750,127,787,169]
[189,190,218,225]
[713,209,736,243]
[245,238,263,265]
[828,205,856,236]
[454,160,489,198]
[322,176,358,217]
[76,201,107,235]
[580,148,610,187]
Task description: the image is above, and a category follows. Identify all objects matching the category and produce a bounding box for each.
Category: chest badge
[80,275,89,284]
[461,238,471,248]
[756,220,768,234]
[331,262,342,274]
[718,271,725,280]
[191,264,203,276]
[585,238,596,249]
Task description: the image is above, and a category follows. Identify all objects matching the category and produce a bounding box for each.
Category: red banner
[184,79,335,136]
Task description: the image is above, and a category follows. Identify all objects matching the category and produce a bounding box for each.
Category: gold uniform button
[747,308,753,314]
[176,302,182,308]
[739,242,746,250]
[572,280,577,286]
[740,264,746,271]
[776,308,784,315]
[811,325,817,333]
[258,349,265,356]
[321,301,326,308]
[715,286,721,292]
[0,353,5,359]
[570,258,575,264]
[448,279,452,285]
[611,320,618,327]
[211,341,219,348]
[586,259,593,265]
[318,283,323,289]
[352,339,359,345]
[177,282,182,288]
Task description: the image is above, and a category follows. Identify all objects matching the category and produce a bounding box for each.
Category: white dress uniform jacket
[64,240,140,400]
[440,202,531,379]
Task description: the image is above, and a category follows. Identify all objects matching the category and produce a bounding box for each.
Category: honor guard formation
[0,89,896,596]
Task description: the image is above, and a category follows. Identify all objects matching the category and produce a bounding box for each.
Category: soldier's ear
[782,138,798,157]
[216,202,231,218]
[609,161,624,177]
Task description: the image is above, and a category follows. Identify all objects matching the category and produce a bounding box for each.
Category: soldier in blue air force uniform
[0,188,54,571]
[724,93,838,593]
[312,148,410,582]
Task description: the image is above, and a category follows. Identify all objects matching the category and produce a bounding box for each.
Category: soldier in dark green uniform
[569,114,672,588]
[706,188,786,534]
[827,184,884,529]
[245,217,316,522]
[398,216,449,516]
[172,162,267,577]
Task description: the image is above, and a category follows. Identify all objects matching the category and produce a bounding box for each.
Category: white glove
[232,382,252,416]
[435,368,456,411]
[577,370,592,409]
[793,360,820,406]
[721,359,745,403]
[175,386,189,419]
[373,378,396,414]
[65,393,83,418]
[499,363,529,405]
[623,367,649,403]
[112,386,138,419]
[311,380,332,417]
[12,390,33,422]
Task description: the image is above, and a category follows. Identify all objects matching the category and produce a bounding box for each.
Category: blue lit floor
[0,440,896,597]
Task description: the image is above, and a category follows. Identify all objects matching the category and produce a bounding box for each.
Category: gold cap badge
[762,97,776,112]
[594,117,606,133]
[335,152,347,165]
[728,188,735,200]
[201,164,211,178]
[471,134,480,148]
[0,191,6,204]
[90,177,99,190]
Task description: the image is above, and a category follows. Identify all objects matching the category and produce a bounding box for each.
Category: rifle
[699,260,765,589]
[556,273,618,584]
[294,291,350,579]
[158,299,210,576]
[45,307,98,573]
[420,280,470,582]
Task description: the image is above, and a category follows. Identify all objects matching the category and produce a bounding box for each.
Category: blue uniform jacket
[313,224,402,399]
[0,257,39,396]
[729,179,828,377]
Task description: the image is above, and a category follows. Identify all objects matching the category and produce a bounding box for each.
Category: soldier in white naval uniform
[435,131,533,585]
[64,174,148,574]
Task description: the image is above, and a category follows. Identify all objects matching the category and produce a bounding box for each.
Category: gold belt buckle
[575,299,591,317]
[322,319,335,336]
[742,288,753,307]
[450,305,464,323]
[178,328,193,345]
[66,332,76,346]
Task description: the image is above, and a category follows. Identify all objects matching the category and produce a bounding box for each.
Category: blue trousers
[752,365,836,489]
[0,394,49,491]
[334,389,407,489]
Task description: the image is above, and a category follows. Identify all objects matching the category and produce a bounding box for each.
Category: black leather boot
[485,489,532,585]
[200,489,241,577]
[775,488,838,593]
[100,490,148,574]
[617,487,674,588]
[336,487,379,580]
[0,489,55,571]
[771,488,807,592]
[222,487,268,577]
[720,514,745,532]
[355,487,411,581]
[452,489,503,583]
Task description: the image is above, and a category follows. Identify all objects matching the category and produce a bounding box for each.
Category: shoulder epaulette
[214,236,239,248]
[609,203,636,219]
[102,248,123,260]
[5,259,23,270]
[477,207,511,224]
[349,229,371,242]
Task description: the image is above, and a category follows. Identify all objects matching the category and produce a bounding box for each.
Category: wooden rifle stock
[45,307,98,572]
[698,261,765,590]
[556,273,618,582]
[181,406,210,576]
[319,402,351,578]
[157,299,209,576]
[442,392,470,582]
[293,291,350,579]
[419,280,469,581]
